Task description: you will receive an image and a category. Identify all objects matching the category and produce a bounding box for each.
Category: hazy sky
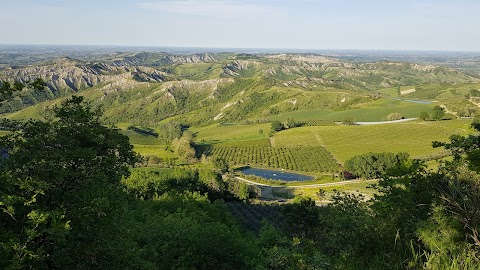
[1,0,479,51]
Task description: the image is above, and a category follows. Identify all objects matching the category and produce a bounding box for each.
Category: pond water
[240,167,314,181]
[391,98,434,104]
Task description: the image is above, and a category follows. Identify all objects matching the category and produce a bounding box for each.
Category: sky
[1,0,479,51]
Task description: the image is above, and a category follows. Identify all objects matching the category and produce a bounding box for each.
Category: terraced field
[274,119,474,163]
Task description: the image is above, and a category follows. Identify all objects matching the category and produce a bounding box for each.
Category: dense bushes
[345,152,410,179]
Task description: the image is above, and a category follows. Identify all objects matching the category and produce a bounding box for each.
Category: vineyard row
[198,145,341,173]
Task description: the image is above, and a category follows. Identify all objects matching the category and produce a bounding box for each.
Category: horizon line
[1,43,480,54]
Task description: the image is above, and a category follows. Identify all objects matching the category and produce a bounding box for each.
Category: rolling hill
[1,52,479,126]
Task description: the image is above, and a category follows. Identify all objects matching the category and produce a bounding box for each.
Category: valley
[2,48,480,270]
[2,51,478,183]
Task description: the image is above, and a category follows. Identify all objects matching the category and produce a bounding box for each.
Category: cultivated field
[269,99,434,122]
[273,119,474,163]
[198,144,340,172]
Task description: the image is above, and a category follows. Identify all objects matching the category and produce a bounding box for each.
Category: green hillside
[2,53,479,127]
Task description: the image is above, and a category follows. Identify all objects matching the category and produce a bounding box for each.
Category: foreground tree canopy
[0,96,139,269]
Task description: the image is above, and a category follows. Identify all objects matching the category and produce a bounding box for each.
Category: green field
[199,145,340,173]
[269,98,434,122]
[119,130,159,145]
[132,144,176,159]
[293,180,377,201]
[273,119,474,163]
[191,123,270,143]
[378,85,417,97]
[174,63,225,80]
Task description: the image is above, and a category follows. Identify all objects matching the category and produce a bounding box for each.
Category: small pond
[391,98,434,104]
[240,167,314,182]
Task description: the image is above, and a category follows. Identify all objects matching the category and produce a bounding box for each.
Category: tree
[284,197,320,239]
[29,78,47,90]
[158,122,182,144]
[13,81,24,91]
[419,111,430,121]
[341,118,356,126]
[171,132,196,163]
[0,96,139,269]
[285,117,298,129]
[344,152,410,179]
[432,105,445,120]
[386,112,403,121]
[211,156,229,173]
[0,81,14,101]
[270,120,284,133]
[432,122,480,246]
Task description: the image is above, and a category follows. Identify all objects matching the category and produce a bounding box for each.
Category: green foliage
[386,112,403,121]
[419,111,430,120]
[270,120,284,133]
[432,105,446,120]
[345,152,410,179]
[157,122,183,144]
[0,81,16,101]
[0,96,139,269]
[284,197,319,239]
[123,167,256,202]
[285,117,298,129]
[129,192,259,269]
[210,156,229,173]
[13,81,24,91]
[171,132,196,163]
[30,78,47,90]
[341,118,356,125]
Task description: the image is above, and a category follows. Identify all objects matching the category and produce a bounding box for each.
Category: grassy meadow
[269,99,434,122]
[273,119,473,163]
[191,123,271,143]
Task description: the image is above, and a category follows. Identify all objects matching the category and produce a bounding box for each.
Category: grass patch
[191,123,270,143]
[120,130,159,145]
[293,180,378,201]
[174,63,224,80]
[274,119,473,163]
[269,98,433,122]
[133,144,177,159]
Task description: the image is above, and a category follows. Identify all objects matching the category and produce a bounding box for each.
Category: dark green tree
[285,117,298,129]
[29,78,47,90]
[13,81,24,91]
[432,105,445,120]
[0,96,139,269]
[270,120,284,133]
[419,111,430,121]
[0,81,13,101]
[284,197,320,239]
[345,152,410,179]
[342,118,356,125]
